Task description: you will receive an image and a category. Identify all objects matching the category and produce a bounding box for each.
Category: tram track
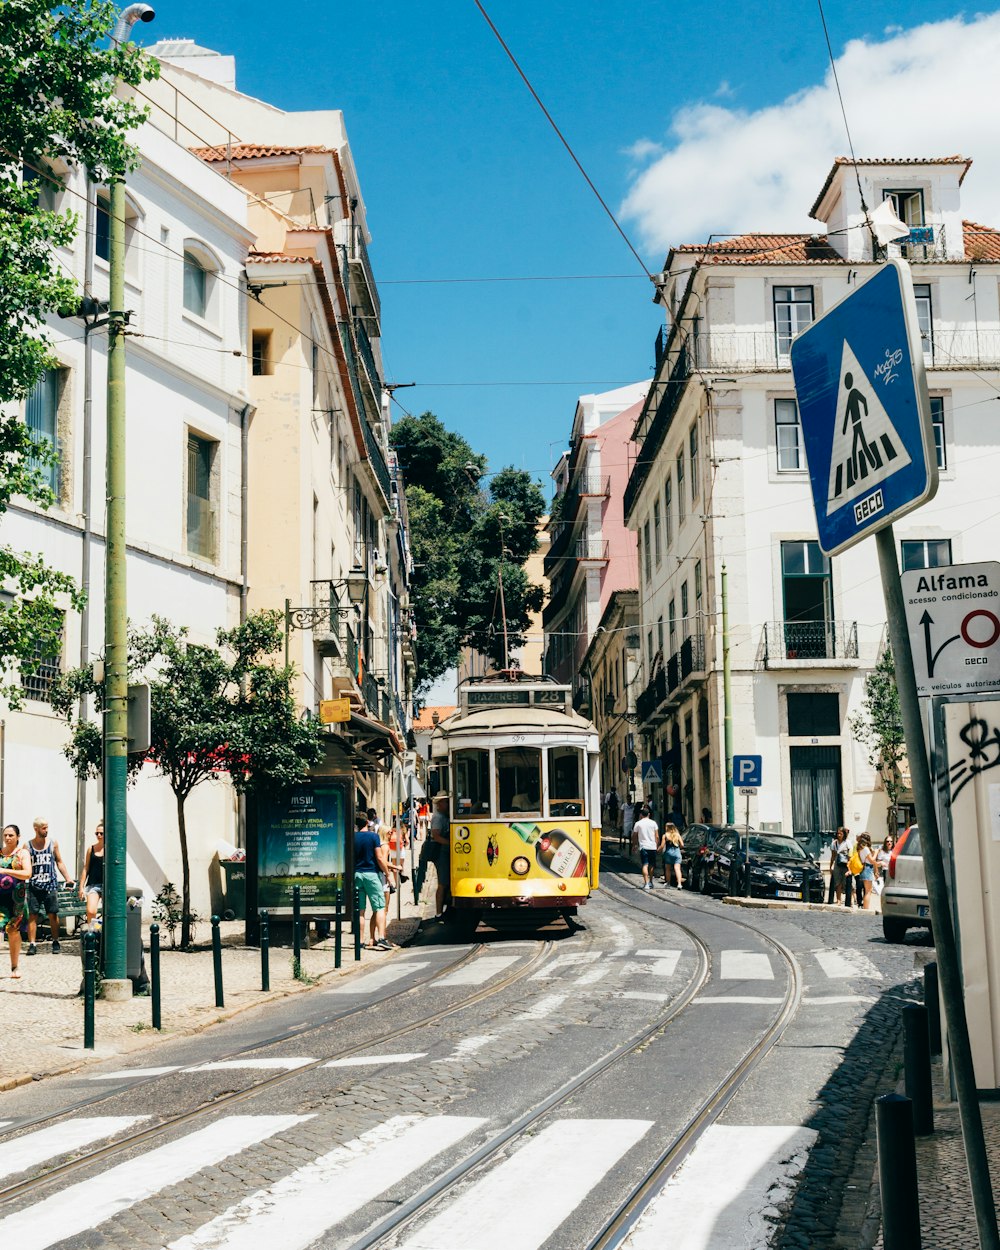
[0,936,556,1208]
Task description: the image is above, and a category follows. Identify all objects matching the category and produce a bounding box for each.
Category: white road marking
[623,1124,817,1248]
[397,1119,653,1250]
[531,951,601,980]
[187,1059,314,1072]
[326,962,430,993]
[802,995,878,1005]
[519,992,567,1020]
[618,991,673,1001]
[3,1118,148,1177]
[633,951,681,977]
[0,1115,309,1250]
[635,948,681,958]
[575,966,609,986]
[814,949,884,980]
[444,1035,497,1061]
[323,1053,426,1068]
[433,955,519,986]
[88,1067,181,1080]
[606,918,633,955]
[720,950,774,981]
[167,1115,485,1250]
[693,996,785,1005]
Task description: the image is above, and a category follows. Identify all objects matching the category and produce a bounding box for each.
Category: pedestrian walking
[422,792,451,921]
[660,822,684,888]
[828,827,851,905]
[631,805,659,891]
[79,820,105,928]
[856,833,877,910]
[0,824,31,979]
[25,817,74,955]
[354,812,391,950]
[622,799,636,847]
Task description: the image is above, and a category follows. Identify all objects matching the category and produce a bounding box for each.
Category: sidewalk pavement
[0,874,434,1092]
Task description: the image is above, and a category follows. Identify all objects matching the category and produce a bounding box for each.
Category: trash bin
[127,887,148,993]
[221,859,246,921]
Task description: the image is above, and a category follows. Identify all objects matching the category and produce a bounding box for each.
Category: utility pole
[722,563,734,823]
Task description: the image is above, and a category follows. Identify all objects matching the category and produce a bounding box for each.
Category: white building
[2,120,252,904]
[626,155,1000,839]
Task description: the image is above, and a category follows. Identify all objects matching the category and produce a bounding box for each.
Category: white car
[882,824,931,943]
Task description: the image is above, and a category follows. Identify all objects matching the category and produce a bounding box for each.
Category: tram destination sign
[901,560,1000,696]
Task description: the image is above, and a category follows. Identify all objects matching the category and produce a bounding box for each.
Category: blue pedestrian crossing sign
[641,759,663,785]
[790,260,937,556]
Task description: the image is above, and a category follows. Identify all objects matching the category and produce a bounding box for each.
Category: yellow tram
[428,675,601,929]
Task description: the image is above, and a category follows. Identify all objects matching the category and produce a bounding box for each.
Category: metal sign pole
[876,524,999,1250]
[744,792,751,898]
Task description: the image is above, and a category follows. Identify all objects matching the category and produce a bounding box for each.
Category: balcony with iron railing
[625,342,692,519]
[875,223,949,263]
[757,620,859,668]
[635,633,707,725]
[349,225,380,325]
[578,474,611,497]
[361,668,379,716]
[354,318,382,417]
[361,417,392,507]
[575,538,609,563]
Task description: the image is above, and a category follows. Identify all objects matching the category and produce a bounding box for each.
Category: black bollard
[150,922,161,1030]
[876,1093,922,1250]
[83,930,96,1050]
[211,915,224,1008]
[292,884,302,966]
[334,888,342,970]
[260,909,270,992]
[924,962,942,1056]
[354,883,362,961]
[903,1004,935,1136]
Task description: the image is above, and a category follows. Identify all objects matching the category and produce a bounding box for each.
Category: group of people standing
[828,827,895,910]
[0,818,106,979]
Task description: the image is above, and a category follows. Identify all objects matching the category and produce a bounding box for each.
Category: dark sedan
[681,823,724,891]
[702,829,824,902]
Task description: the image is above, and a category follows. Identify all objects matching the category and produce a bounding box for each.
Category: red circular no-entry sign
[961,609,1000,649]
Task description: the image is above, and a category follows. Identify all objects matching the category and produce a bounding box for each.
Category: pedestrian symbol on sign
[827,342,911,508]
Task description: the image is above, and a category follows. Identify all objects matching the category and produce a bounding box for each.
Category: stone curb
[721,896,880,914]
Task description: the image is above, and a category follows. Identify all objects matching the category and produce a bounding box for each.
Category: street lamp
[284,568,367,665]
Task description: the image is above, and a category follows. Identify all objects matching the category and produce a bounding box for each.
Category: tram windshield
[452,749,490,818]
[496,746,542,816]
[548,746,585,817]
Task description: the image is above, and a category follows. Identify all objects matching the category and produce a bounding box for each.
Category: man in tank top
[26,817,74,955]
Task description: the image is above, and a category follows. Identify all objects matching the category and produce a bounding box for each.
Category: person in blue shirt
[354,812,392,950]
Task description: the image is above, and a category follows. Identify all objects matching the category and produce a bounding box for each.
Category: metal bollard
[211,915,224,1008]
[924,962,942,1056]
[903,1003,935,1135]
[334,888,342,970]
[876,1093,922,1250]
[150,923,161,1030]
[354,883,362,961]
[83,930,96,1049]
[260,909,270,992]
[292,884,302,965]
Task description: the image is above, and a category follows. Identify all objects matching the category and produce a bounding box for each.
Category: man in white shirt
[631,805,660,891]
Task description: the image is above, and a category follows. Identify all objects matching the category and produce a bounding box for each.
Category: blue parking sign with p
[732,755,762,788]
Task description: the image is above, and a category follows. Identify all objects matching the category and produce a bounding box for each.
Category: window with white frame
[775,398,804,471]
[664,475,673,547]
[187,433,218,560]
[695,559,703,617]
[689,423,700,502]
[884,189,925,228]
[653,500,662,566]
[657,616,664,657]
[20,610,64,704]
[900,539,952,571]
[95,190,140,280]
[913,283,933,358]
[773,286,814,359]
[676,451,685,521]
[643,519,652,580]
[668,597,676,651]
[929,396,946,470]
[681,581,690,639]
[25,367,64,495]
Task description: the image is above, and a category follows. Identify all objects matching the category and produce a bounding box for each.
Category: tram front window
[452,749,490,818]
[497,747,542,816]
[548,746,585,818]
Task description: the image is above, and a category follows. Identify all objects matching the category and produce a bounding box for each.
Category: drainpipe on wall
[0,719,6,828]
[237,401,254,850]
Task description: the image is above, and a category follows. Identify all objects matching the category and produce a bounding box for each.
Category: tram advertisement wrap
[451,821,590,881]
[256,777,348,911]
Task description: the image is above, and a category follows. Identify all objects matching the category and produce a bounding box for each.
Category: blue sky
[136,2,1000,492]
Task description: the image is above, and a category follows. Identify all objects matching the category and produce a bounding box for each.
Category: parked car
[701,827,824,902]
[882,824,931,943]
[680,823,722,891]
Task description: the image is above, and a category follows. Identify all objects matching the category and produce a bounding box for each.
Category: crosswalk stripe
[520,992,567,1020]
[397,1119,653,1250]
[635,948,681,958]
[433,955,519,986]
[814,949,884,980]
[0,1115,309,1250]
[444,1035,497,1061]
[635,951,681,977]
[618,991,672,1001]
[323,1052,426,1068]
[531,951,601,979]
[622,1124,817,1248]
[326,962,430,993]
[3,1118,147,1177]
[693,996,785,1005]
[167,1115,486,1250]
[802,994,878,1005]
[186,1059,314,1072]
[720,950,773,980]
[574,966,608,986]
[89,1066,181,1080]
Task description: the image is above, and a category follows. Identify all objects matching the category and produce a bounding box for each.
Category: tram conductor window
[548,746,584,817]
[497,747,542,816]
[452,748,491,816]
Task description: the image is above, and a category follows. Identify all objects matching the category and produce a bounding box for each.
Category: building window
[775,398,803,471]
[25,367,63,494]
[95,191,140,278]
[676,451,685,521]
[913,283,933,358]
[681,581,690,639]
[187,433,217,560]
[252,329,273,377]
[694,559,703,617]
[787,692,840,737]
[657,616,664,657]
[664,475,673,547]
[183,250,210,317]
[901,539,953,571]
[689,424,700,502]
[884,189,925,228]
[773,286,814,359]
[668,598,676,651]
[653,501,662,566]
[781,540,833,659]
[647,629,654,667]
[643,519,652,580]
[95,196,111,263]
[20,613,63,704]
[930,395,946,469]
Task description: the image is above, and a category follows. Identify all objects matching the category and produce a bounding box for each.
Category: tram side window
[548,746,584,818]
[452,749,490,818]
[496,747,542,816]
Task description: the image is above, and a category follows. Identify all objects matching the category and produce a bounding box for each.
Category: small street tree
[53,611,325,948]
[0,0,155,700]
[850,646,906,836]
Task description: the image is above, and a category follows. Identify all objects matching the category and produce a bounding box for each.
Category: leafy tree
[391,413,545,686]
[52,612,325,948]
[0,0,156,701]
[850,646,906,836]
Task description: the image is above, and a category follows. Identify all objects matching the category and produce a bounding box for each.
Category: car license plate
[918,905,930,918]
[776,889,802,900]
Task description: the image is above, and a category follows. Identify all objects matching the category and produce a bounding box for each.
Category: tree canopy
[0,0,156,701]
[850,646,906,835]
[390,413,545,687]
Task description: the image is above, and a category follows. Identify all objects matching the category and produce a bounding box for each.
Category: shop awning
[346,711,404,757]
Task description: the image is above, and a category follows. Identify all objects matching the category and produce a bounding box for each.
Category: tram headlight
[511,855,530,876]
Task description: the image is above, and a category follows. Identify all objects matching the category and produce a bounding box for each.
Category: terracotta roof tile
[964,220,1000,261]
[192,144,334,161]
[810,156,972,218]
[671,233,844,264]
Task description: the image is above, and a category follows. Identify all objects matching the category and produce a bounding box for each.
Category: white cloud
[621,12,1000,255]
[623,138,663,163]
